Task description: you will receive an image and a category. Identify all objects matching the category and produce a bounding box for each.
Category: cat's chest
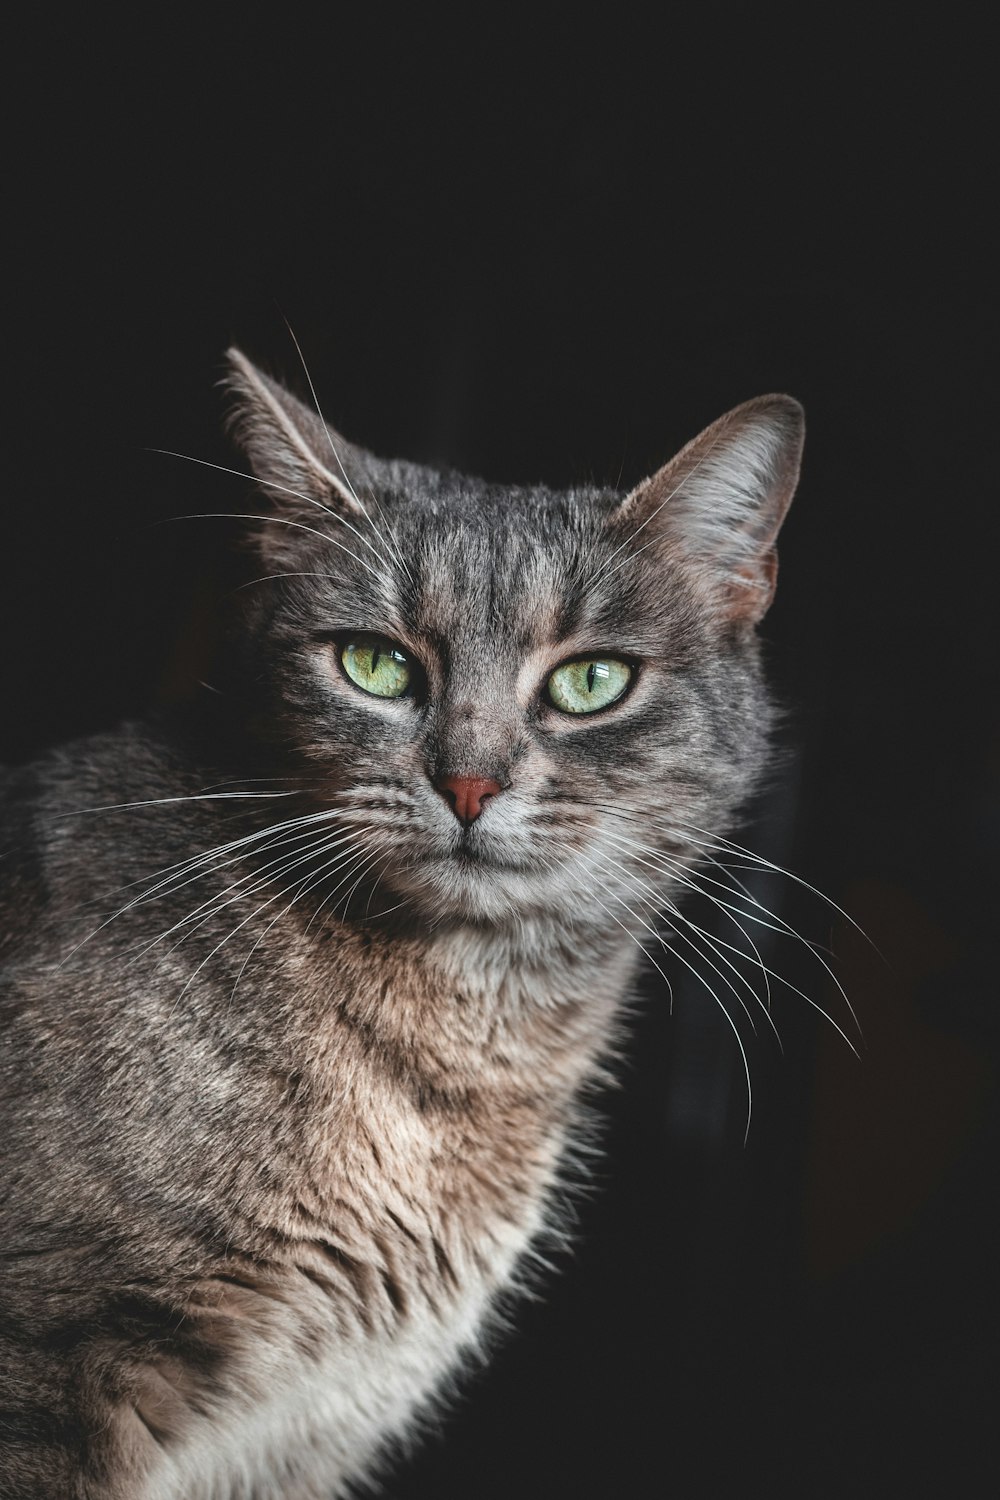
[132,936,615,1496]
[139,1224,517,1499]
[132,997,566,1494]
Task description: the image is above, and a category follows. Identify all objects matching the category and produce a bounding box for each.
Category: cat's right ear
[224,347,370,521]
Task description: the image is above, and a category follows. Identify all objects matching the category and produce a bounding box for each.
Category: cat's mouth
[392,841,555,923]
[455,848,534,873]
[410,843,535,875]
[449,846,534,873]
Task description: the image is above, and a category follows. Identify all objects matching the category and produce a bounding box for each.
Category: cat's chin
[386,849,563,925]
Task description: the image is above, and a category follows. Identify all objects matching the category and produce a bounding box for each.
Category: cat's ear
[224,347,370,520]
[615,395,804,625]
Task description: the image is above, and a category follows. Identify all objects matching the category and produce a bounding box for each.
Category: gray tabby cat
[0,351,804,1498]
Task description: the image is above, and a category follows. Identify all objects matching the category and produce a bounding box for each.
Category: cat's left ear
[615,395,804,625]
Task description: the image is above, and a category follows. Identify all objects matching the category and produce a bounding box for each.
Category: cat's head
[224,350,803,931]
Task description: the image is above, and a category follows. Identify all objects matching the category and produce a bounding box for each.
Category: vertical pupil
[586,662,596,692]
[371,646,382,674]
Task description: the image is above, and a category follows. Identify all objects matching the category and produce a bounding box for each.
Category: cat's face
[227,352,803,930]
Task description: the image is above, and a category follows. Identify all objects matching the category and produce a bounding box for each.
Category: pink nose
[434,774,502,825]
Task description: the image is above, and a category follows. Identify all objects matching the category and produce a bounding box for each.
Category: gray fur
[0,353,803,1497]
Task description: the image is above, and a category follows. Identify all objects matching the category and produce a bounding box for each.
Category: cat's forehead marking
[370,474,678,681]
[362,484,691,686]
[408,515,571,641]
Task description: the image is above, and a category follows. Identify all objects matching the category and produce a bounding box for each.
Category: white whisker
[59,809,343,965]
[676,820,876,952]
[566,838,754,1142]
[165,836,369,1019]
[155,495,390,586]
[49,790,302,821]
[584,843,765,1040]
[228,837,384,1007]
[130,827,353,964]
[281,319,415,586]
[598,814,862,1055]
[152,429,402,584]
[595,835,784,1049]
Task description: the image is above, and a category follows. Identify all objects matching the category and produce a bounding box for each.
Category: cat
[0,349,804,1498]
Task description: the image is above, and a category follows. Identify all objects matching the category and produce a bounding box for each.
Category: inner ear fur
[617,394,805,626]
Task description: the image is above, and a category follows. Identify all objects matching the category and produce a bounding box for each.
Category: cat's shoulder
[0,721,196,940]
[2,722,176,839]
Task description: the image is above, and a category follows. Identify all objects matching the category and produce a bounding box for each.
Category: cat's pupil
[340,637,412,699]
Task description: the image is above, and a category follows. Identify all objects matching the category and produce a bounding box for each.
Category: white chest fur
[138,1262,512,1500]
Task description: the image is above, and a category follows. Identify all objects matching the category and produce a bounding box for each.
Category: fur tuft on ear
[224,347,370,519]
[616,395,805,625]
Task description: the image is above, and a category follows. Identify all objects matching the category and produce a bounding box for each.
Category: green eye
[341,636,413,699]
[547,657,633,715]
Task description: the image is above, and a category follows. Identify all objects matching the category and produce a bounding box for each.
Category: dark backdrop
[6,13,996,1497]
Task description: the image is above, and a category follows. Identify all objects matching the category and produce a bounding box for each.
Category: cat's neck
[424,913,639,1013]
[319,888,643,1019]
[288,907,638,1113]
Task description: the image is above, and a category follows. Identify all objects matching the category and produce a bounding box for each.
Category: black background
[6,12,996,1497]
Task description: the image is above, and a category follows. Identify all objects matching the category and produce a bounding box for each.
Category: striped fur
[0,354,803,1496]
